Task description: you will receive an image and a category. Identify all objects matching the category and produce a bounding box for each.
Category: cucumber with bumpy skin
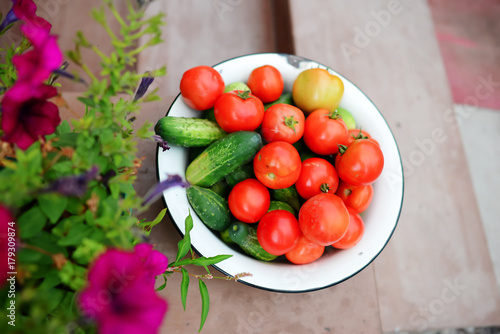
[186,131,262,187]
[267,201,295,215]
[186,186,231,231]
[155,116,226,147]
[225,162,254,188]
[264,92,294,110]
[220,228,234,244]
[228,222,277,262]
[270,186,301,212]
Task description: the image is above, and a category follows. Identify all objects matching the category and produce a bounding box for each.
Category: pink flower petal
[78,246,168,333]
[12,0,51,32]
[1,83,60,149]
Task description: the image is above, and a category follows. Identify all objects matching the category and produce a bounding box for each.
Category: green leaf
[170,254,232,268]
[18,206,47,239]
[16,248,43,264]
[47,289,66,314]
[59,262,87,291]
[38,193,68,224]
[198,279,209,332]
[31,231,68,257]
[180,268,189,311]
[139,207,167,236]
[72,238,106,265]
[57,120,72,134]
[156,274,168,292]
[57,221,92,246]
[174,211,193,263]
[39,270,62,290]
[52,132,79,147]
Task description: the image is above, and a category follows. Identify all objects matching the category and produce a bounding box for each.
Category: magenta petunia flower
[13,24,63,85]
[1,82,60,150]
[134,243,169,287]
[12,0,51,32]
[0,206,15,287]
[78,245,168,334]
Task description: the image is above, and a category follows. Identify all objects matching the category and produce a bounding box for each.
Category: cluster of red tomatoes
[180,64,384,265]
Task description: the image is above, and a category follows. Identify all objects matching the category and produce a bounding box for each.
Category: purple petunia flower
[142,174,189,206]
[13,24,63,85]
[78,245,168,334]
[43,166,99,197]
[13,0,51,32]
[133,243,169,287]
[1,82,60,149]
[152,135,170,152]
[133,74,155,101]
[0,7,18,32]
[0,0,52,33]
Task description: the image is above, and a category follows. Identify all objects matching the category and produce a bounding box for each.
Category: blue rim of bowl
[155,52,405,293]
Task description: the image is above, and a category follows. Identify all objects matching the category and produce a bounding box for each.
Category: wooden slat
[136,1,383,333]
[288,0,500,331]
[137,0,276,99]
[0,0,130,92]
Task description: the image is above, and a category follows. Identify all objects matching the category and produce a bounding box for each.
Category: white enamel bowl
[156,53,404,293]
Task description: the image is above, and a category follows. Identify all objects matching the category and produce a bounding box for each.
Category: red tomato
[335,181,373,213]
[247,65,284,103]
[285,235,325,265]
[298,193,349,246]
[335,139,384,186]
[253,141,302,189]
[303,108,348,155]
[180,65,224,111]
[228,179,270,223]
[332,207,365,249]
[214,90,264,133]
[261,104,305,144]
[295,158,339,200]
[346,129,379,147]
[257,210,301,256]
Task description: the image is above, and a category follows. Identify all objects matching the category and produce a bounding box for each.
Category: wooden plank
[0,0,130,92]
[137,0,276,99]
[288,0,500,331]
[136,1,383,333]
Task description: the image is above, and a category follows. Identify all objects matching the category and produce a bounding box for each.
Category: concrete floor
[455,105,500,291]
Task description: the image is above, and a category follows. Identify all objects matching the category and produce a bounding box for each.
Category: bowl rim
[155,52,405,293]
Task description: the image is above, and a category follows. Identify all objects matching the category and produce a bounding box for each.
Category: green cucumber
[225,162,255,188]
[220,228,234,244]
[228,222,277,262]
[209,179,229,198]
[267,201,295,215]
[186,186,231,231]
[299,148,320,162]
[155,116,226,147]
[264,92,294,110]
[270,186,301,212]
[204,108,216,122]
[186,131,262,187]
[224,82,251,93]
[188,146,208,163]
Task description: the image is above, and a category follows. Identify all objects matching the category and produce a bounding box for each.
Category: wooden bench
[43,0,500,332]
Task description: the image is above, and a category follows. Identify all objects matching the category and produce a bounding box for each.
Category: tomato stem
[235,90,252,100]
[283,115,299,134]
[328,110,341,120]
[352,128,369,140]
[320,183,330,193]
[338,144,348,155]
